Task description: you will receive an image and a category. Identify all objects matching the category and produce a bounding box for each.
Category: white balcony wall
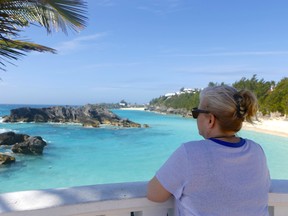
[0,180,287,216]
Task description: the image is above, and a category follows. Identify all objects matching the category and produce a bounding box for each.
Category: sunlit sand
[243,117,288,137]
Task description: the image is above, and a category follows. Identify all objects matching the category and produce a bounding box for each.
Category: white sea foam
[0,128,18,134]
[47,121,82,126]
[0,128,11,133]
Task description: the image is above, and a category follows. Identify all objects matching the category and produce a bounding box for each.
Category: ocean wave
[0,128,11,133]
[0,128,18,134]
[47,122,82,126]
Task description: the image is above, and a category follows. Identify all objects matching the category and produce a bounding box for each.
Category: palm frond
[0,39,56,71]
[34,0,88,34]
[0,0,87,34]
[0,0,87,70]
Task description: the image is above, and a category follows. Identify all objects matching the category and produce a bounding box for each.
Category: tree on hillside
[208,81,226,87]
[149,75,287,117]
[0,0,87,71]
[265,77,288,117]
[149,91,200,111]
[232,74,274,114]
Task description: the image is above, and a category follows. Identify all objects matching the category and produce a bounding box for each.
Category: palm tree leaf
[35,0,88,34]
[0,0,87,34]
[0,39,56,70]
[0,0,87,70]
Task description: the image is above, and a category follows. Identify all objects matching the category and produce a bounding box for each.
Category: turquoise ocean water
[0,104,288,193]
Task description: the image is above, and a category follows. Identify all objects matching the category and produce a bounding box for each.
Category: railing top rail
[270,179,288,194]
[0,179,287,215]
[0,181,148,213]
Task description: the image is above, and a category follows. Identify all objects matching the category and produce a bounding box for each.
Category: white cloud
[84,61,142,70]
[56,32,108,54]
[95,0,116,7]
[171,50,288,57]
[175,64,258,74]
[137,0,187,16]
[74,33,108,42]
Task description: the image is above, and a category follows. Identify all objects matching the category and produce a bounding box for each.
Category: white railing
[0,180,287,216]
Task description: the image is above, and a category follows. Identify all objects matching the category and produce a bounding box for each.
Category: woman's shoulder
[243,138,266,151]
[183,139,208,145]
[242,138,262,147]
[182,139,211,151]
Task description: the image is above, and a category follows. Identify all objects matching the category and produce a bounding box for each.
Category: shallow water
[0,105,287,193]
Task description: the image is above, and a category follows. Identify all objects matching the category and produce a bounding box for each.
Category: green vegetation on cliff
[150,92,200,111]
[149,75,288,117]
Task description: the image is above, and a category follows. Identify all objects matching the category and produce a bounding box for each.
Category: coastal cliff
[146,105,191,117]
[2,104,142,128]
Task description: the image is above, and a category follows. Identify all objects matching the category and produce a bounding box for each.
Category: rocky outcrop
[0,132,28,145]
[2,104,142,128]
[11,136,47,155]
[0,153,15,164]
[0,132,47,155]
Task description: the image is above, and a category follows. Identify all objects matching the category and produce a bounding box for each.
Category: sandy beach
[243,118,288,137]
[120,107,288,137]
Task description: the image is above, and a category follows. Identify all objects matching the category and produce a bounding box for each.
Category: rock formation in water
[2,104,142,128]
[0,132,47,155]
[0,153,15,164]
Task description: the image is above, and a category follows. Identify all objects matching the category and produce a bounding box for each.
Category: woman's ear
[208,114,216,129]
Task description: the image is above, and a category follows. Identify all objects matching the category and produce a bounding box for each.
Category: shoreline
[119,107,146,111]
[120,108,288,138]
[242,118,288,137]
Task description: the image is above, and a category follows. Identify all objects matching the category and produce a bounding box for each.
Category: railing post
[273,206,288,216]
[269,180,288,216]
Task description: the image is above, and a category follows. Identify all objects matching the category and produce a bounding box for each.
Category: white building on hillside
[164,88,198,98]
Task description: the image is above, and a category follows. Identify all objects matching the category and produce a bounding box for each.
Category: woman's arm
[147,176,172,202]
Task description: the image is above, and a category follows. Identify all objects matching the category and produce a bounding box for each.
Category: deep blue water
[0,104,287,193]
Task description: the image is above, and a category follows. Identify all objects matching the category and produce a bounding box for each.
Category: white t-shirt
[156,138,270,216]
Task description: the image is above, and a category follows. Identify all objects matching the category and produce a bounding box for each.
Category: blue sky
[1,0,288,105]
